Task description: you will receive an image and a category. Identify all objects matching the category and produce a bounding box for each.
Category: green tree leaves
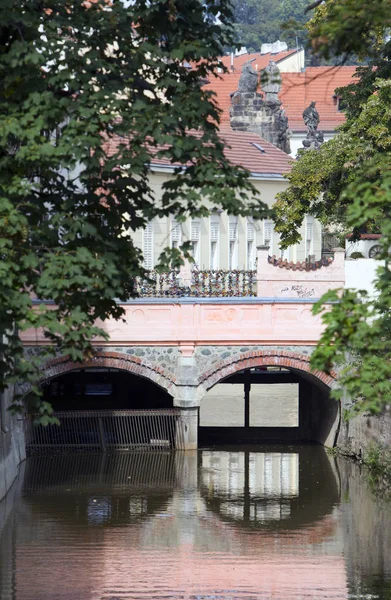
[273,0,391,415]
[0,0,266,415]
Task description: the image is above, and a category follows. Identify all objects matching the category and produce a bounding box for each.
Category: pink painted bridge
[21,247,345,450]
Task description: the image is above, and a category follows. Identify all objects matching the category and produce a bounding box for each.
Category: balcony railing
[191,269,256,297]
[135,269,256,298]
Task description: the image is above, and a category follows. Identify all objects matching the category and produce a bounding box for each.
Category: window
[171,217,181,249]
[306,218,313,257]
[332,94,346,112]
[143,221,153,269]
[264,220,274,254]
[280,245,290,261]
[210,214,220,269]
[229,217,238,269]
[191,218,201,265]
[247,220,256,269]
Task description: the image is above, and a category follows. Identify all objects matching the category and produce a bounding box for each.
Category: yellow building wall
[131,171,322,270]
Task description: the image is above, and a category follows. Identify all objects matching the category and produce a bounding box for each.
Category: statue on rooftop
[238,60,258,93]
[303,101,320,136]
[302,101,324,151]
[261,61,282,104]
[276,107,292,154]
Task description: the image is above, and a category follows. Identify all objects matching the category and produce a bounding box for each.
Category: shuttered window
[280,244,290,261]
[171,218,181,249]
[264,221,274,254]
[229,221,237,241]
[191,219,201,265]
[247,221,255,269]
[210,222,219,242]
[229,217,238,269]
[191,219,200,242]
[143,221,154,270]
[306,219,313,257]
[210,215,220,268]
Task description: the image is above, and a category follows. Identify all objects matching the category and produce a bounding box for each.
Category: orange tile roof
[219,49,299,73]
[217,128,293,175]
[205,66,358,132]
[103,129,293,177]
[280,66,358,131]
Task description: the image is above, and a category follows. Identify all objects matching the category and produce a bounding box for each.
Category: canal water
[0,446,390,600]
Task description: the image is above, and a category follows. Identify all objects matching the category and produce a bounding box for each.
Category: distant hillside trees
[231,0,309,51]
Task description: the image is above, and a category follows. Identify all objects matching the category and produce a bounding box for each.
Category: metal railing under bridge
[24,409,185,456]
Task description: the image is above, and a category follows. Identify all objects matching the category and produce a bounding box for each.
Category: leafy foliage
[273,0,391,415]
[0,0,268,416]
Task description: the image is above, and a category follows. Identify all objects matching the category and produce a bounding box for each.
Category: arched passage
[38,352,176,411]
[42,351,176,398]
[40,354,175,411]
[198,350,339,447]
[25,352,182,454]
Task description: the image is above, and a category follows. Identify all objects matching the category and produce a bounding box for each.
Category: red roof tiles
[205,65,358,132]
[217,129,293,175]
[219,49,299,73]
[280,67,358,131]
[103,129,293,177]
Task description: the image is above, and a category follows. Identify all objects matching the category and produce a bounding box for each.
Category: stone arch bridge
[20,248,345,450]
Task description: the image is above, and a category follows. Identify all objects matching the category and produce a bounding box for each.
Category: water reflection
[200,447,340,530]
[201,451,299,524]
[0,448,390,600]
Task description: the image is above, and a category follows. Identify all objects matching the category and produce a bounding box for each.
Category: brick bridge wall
[35,344,337,406]
[33,344,339,451]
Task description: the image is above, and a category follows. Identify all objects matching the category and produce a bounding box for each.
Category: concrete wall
[256,246,345,298]
[0,386,26,502]
[22,300,327,346]
[345,258,378,298]
[337,400,391,461]
[290,132,334,158]
[278,48,305,73]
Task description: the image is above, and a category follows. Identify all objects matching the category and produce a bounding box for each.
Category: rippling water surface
[1,447,390,600]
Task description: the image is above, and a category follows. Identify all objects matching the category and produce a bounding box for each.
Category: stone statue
[261,61,282,103]
[302,101,323,151]
[238,60,258,93]
[230,59,291,155]
[276,108,292,154]
[302,101,320,136]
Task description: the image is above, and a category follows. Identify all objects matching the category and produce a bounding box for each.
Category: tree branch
[305,0,323,12]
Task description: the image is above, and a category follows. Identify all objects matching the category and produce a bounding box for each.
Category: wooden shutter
[143,222,153,269]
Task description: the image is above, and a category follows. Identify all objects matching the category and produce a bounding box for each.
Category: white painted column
[256,244,270,297]
[176,407,198,451]
[173,349,200,450]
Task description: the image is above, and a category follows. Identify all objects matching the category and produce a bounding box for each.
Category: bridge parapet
[22,249,346,347]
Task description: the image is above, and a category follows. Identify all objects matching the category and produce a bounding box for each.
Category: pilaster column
[332,247,346,287]
[256,245,270,297]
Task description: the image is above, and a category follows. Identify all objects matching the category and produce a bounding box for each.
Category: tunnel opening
[40,368,173,411]
[25,368,183,455]
[198,365,338,447]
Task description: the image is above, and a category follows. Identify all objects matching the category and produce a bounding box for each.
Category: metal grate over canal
[24,409,185,455]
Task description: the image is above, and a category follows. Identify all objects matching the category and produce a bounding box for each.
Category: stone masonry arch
[199,349,337,392]
[41,350,177,396]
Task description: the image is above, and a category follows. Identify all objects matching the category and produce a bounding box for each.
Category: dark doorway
[42,368,173,411]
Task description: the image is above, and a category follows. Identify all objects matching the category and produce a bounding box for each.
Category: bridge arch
[198,349,339,447]
[199,349,336,391]
[41,350,177,396]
